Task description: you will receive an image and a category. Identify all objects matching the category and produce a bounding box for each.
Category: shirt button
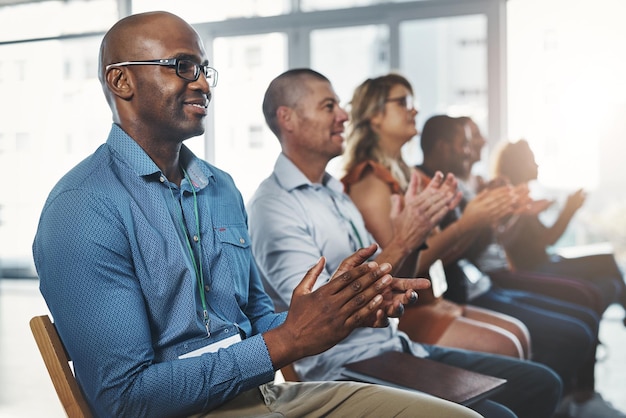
[159,175,165,183]
[239,238,245,244]
[193,235,199,242]
[223,329,229,334]
[204,285,210,292]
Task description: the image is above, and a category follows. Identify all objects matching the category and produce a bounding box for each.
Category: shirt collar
[273,152,344,194]
[106,124,213,190]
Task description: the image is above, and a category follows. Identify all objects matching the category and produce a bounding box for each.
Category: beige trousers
[196,381,482,417]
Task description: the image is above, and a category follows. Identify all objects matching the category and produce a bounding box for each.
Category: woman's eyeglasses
[385,94,416,111]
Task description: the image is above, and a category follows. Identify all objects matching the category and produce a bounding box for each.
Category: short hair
[262,68,330,138]
[420,115,462,156]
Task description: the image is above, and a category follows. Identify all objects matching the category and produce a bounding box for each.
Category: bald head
[98,12,205,108]
[99,12,195,81]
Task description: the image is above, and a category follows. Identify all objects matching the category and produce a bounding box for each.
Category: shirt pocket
[214,225,251,250]
[212,225,252,301]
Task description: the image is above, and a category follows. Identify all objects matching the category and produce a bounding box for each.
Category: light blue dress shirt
[247,153,428,382]
[33,124,286,417]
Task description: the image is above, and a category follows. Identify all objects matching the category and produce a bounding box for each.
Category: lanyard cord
[168,169,210,338]
[348,218,365,249]
[327,191,365,250]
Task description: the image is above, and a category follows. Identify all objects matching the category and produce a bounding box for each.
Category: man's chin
[182,125,206,141]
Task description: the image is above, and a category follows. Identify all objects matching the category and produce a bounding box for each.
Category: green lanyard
[327,190,364,250]
[168,169,210,338]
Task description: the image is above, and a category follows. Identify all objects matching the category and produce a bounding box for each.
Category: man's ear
[105,67,134,100]
[276,105,295,132]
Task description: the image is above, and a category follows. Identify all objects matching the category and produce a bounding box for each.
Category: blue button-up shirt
[247,153,428,382]
[33,124,285,417]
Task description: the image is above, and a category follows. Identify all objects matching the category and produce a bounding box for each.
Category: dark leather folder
[342,351,507,406]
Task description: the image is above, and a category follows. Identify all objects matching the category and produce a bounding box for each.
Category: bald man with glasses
[32,11,483,418]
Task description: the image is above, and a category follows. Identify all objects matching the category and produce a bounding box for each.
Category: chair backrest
[29,315,92,418]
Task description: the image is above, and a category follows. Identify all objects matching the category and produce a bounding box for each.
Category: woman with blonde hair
[341,73,531,359]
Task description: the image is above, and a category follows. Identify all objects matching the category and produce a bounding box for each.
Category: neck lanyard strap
[168,169,210,338]
[327,190,365,250]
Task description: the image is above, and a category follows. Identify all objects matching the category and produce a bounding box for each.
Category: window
[399,14,488,167]
[0,0,509,274]
[212,33,287,201]
[311,24,390,177]
[301,0,379,11]
[311,25,390,105]
[0,36,110,269]
[507,0,626,263]
[0,0,117,42]
[132,0,290,23]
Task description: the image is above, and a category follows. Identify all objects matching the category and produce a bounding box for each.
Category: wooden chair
[29,315,92,418]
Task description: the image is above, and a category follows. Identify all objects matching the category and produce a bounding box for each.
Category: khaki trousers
[196,381,482,417]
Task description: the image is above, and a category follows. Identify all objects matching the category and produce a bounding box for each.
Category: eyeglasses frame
[105,58,218,87]
[385,94,416,111]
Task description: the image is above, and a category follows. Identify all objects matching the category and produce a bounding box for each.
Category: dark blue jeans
[535,253,626,311]
[470,287,599,393]
[425,344,562,418]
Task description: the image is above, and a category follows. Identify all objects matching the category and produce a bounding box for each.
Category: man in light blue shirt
[32,11,482,418]
[248,68,563,418]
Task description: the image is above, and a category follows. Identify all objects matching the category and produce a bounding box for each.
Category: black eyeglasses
[105,58,218,87]
[385,94,415,111]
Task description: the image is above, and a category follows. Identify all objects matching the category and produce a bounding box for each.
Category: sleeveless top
[342,160,404,195]
[343,160,464,344]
